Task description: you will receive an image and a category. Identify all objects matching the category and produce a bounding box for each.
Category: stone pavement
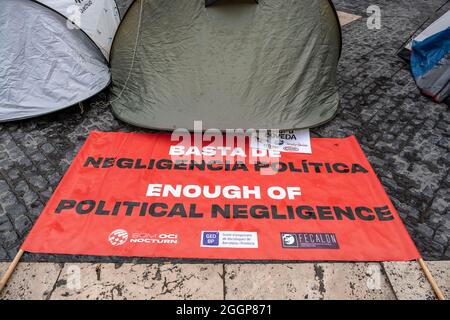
[321,0,450,260]
[1,261,448,300]
[0,0,448,297]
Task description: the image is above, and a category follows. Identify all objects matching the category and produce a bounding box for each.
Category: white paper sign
[251,129,312,154]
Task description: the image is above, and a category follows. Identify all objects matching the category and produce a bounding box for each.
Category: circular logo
[282,234,296,245]
[108,229,128,246]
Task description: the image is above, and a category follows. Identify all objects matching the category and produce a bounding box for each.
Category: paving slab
[50,263,224,300]
[0,263,63,300]
[225,264,319,300]
[2,261,449,299]
[316,263,396,299]
[224,263,395,300]
[0,263,223,300]
[383,261,450,300]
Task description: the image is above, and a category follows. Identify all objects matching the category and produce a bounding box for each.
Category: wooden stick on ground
[0,249,24,293]
[418,258,445,300]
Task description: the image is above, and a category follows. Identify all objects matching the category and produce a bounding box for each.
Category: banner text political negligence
[54,198,395,222]
[54,182,394,222]
[55,152,393,222]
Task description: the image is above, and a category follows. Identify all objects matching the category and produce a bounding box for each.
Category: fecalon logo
[281,233,298,247]
[108,229,128,246]
[281,232,339,249]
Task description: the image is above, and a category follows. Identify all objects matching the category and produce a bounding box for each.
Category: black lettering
[116,158,134,169]
[189,204,203,218]
[233,205,248,219]
[254,162,270,172]
[212,204,230,218]
[287,206,296,219]
[95,201,110,215]
[233,162,248,171]
[55,200,76,213]
[76,200,96,214]
[190,161,205,171]
[375,206,394,221]
[272,205,287,219]
[352,164,369,173]
[271,162,287,173]
[149,203,167,217]
[134,159,147,169]
[112,202,122,216]
[309,162,324,173]
[333,163,350,173]
[250,205,270,219]
[296,206,317,220]
[317,206,334,220]
[288,162,302,172]
[333,206,355,220]
[355,207,375,221]
[84,157,103,168]
[123,201,140,216]
[168,203,187,217]
[102,158,115,168]
[147,159,155,169]
[156,159,173,170]
[139,202,148,216]
[208,161,223,171]
[174,160,188,170]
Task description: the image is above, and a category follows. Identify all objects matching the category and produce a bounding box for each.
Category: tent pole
[0,249,24,294]
[418,258,445,300]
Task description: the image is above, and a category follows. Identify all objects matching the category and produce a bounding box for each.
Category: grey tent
[0,0,133,122]
[1,0,341,130]
[110,0,342,130]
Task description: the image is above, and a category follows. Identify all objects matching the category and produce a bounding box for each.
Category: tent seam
[109,0,144,105]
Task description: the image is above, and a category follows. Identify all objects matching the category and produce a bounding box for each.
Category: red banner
[22,132,420,261]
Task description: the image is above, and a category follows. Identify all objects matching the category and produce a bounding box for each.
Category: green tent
[110,0,342,130]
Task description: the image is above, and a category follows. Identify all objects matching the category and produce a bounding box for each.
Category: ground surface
[1,261,449,300]
[0,0,449,262]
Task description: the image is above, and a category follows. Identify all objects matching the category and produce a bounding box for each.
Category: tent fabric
[110,0,341,130]
[206,0,259,6]
[36,0,122,61]
[399,11,450,61]
[411,13,450,103]
[409,11,450,49]
[0,0,111,122]
[116,0,136,19]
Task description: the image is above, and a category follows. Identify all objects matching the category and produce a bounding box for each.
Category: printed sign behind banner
[250,129,312,154]
[22,132,420,261]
